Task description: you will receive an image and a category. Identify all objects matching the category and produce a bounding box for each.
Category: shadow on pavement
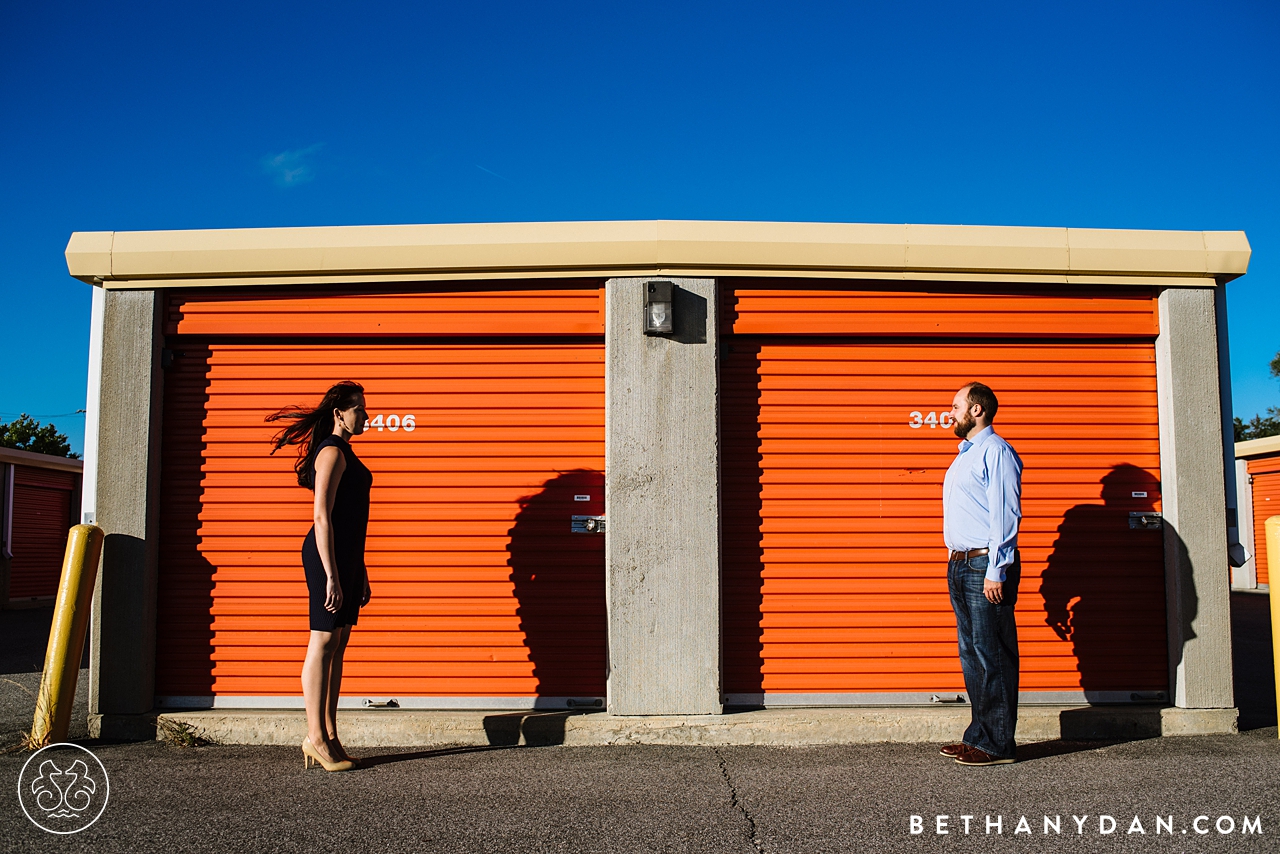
[0,605,91,748]
[1014,739,1130,761]
[356,743,523,768]
[0,605,88,673]
[358,711,585,768]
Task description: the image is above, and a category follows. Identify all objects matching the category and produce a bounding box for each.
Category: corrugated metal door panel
[156,341,605,699]
[14,467,78,490]
[166,281,605,337]
[723,282,1159,337]
[723,339,1166,698]
[1248,456,1280,587]
[9,472,74,600]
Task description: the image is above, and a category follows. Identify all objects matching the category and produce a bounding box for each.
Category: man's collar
[957,425,995,451]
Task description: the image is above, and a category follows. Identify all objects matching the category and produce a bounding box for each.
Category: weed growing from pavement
[1,677,47,752]
[157,717,212,748]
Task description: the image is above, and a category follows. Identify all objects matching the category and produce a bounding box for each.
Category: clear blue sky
[2,1,1276,455]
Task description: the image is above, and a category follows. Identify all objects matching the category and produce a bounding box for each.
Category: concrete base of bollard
[88,712,157,741]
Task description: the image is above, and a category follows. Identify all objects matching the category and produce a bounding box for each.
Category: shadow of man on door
[1040,464,1184,702]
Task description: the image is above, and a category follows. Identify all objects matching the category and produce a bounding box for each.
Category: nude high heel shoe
[328,735,359,766]
[302,736,354,772]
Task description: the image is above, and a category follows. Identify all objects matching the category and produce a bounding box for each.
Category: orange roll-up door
[156,283,605,707]
[723,282,1166,704]
[8,466,77,601]
[1249,456,1280,587]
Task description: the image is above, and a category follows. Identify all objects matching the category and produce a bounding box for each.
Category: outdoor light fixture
[643,280,674,335]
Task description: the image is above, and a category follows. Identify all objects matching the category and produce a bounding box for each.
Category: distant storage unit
[65,220,1249,735]
[1234,434,1280,589]
[0,447,83,606]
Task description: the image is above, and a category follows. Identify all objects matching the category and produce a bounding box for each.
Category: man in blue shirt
[939,382,1023,766]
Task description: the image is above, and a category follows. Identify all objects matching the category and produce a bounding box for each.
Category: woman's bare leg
[302,629,341,757]
[324,625,352,751]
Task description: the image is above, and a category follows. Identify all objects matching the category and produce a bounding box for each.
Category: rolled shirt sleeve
[984,441,1022,582]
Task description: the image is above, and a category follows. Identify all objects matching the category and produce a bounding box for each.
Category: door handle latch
[571,515,606,534]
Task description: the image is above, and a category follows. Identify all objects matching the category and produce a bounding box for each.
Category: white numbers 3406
[909,410,953,429]
[364,413,417,432]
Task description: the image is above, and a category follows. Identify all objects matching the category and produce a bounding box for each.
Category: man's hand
[984,578,1003,604]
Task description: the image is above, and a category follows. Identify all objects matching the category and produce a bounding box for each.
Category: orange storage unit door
[156,284,606,708]
[722,282,1167,705]
[8,466,77,601]
[1248,456,1280,587]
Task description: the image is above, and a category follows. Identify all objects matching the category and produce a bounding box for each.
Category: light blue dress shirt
[942,426,1023,582]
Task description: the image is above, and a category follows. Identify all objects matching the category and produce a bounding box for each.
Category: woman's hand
[362,578,372,607]
[325,575,344,612]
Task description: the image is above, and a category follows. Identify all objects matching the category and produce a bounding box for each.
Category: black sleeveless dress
[302,435,372,631]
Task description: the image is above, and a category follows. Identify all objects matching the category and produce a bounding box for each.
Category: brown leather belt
[949,548,989,562]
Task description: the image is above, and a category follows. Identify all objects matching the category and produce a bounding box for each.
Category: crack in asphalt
[714,747,766,854]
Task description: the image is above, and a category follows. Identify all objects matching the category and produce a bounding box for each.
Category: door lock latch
[1129,511,1163,530]
[572,515,606,534]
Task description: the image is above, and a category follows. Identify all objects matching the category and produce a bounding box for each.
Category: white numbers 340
[909,410,953,429]
[364,414,417,432]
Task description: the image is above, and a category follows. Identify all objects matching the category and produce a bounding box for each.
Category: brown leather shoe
[954,745,1015,766]
[939,743,966,758]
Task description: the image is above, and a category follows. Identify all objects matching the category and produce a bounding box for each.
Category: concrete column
[605,277,721,715]
[1155,287,1234,709]
[89,289,164,737]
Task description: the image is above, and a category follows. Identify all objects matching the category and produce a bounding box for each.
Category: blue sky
[2,1,1277,455]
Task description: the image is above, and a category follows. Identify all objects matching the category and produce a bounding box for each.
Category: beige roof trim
[1236,434,1280,459]
[66,220,1251,287]
[103,270,1222,291]
[0,446,84,472]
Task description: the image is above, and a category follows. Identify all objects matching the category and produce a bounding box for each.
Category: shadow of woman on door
[507,469,607,702]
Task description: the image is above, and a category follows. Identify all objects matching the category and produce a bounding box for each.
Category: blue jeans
[948,552,1020,758]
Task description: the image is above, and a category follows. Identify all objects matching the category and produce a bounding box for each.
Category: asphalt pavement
[1,595,1278,853]
[3,734,1279,853]
[0,606,89,748]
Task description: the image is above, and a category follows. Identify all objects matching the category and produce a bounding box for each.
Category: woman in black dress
[267,381,372,772]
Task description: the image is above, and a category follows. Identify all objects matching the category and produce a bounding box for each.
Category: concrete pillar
[605,277,721,715]
[89,289,164,737]
[1155,287,1235,709]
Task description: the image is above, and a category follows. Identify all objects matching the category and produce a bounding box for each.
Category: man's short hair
[963,382,999,420]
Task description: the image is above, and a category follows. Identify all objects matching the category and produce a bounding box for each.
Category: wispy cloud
[262,144,323,187]
[475,163,508,180]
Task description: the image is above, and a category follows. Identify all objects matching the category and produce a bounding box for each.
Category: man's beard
[953,411,975,439]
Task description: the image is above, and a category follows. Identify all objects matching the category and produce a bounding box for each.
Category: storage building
[1234,434,1280,590]
[0,447,83,606]
[64,221,1249,735]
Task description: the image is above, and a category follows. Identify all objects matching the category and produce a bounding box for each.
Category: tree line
[0,414,78,458]
[1234,349,1280,442]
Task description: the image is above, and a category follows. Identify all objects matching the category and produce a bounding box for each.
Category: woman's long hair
[266,381,365,489]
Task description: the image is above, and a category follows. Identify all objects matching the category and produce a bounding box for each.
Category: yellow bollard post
[29,524,104,747]
[1269,516,1280,740]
